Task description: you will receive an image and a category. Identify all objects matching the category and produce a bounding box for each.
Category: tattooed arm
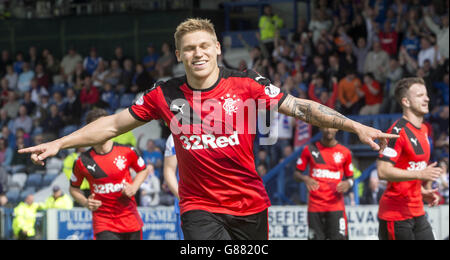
[279,94,399,151]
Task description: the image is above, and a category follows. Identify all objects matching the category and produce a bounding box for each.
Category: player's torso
[140,67,277,215]
[80,145,138,210]
[379,119,430,220]
[307,142,350,212]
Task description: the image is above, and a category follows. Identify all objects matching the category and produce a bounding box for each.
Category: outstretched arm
[278,94,399,150]
[19,109,146,165]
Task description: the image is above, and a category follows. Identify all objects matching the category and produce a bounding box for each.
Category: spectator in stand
[92,60,108,88]
[4,64,18,90]
[359,73,383,115]
[259,4,284,60]
[0,137,12,167]
[118,58,134,93]
[360,169,385,205]
[364,40,390,83]
[103,59,122,87]
[0,50,13,77]
[45,53,62,85]
[51,91,66,112]
[142,43,159,73]
[308,75,339,109]
[382,58,404,113]
[378,19,400,57]
[62,87,81,126]
[424,6,449,59]
[0,126,15,150]
[83,47,102,76]
[113,46,128,68]
[30,78,49,106]
[155,42,176,80]
[309,9,332,46]
[0,109,10,130]
[417,37,441,68]
[131,63,152,94]
[3,91,21,119]
[28,46,38,71]
[338,69,363,115]
[9,136,27,173]
[326,54,344,80]
[401,26,421,59]
[100,83,119,113]
[17,62,35,94]
[80,75,99,111]
[20,92,36,117]
[13,52,24,74]
[12,105,32,134]
[70,61,87,87]
[60,47,83,81]
[0,78,11,107]
[34,63,50,89]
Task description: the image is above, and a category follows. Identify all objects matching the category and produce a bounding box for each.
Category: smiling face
[175,30,221,83]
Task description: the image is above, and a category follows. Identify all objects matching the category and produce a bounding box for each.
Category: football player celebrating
[377,77,443,240]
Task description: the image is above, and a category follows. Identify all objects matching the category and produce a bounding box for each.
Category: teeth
[193,61,206,65]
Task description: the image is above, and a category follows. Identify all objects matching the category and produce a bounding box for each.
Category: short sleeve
[164,135,176,157]
[344,151,354,178]
[296,146,310,172]
[247,70,287,110]
[71,158,86,188]
[378,129,405,164]
[128,84,162,122]
[129,147,147,173]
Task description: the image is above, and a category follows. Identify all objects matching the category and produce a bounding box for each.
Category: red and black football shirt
[378,118,431,221]
[129,66,286,216]
[296,141,354,212]
[71,143,147,235]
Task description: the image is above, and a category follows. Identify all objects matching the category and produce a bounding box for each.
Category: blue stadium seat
[42,174,58,188]
[25,174,43,189]
[119,94,136,108]
[6,189,20,205]
[59,125,78,138]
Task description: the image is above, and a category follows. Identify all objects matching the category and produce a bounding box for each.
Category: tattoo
[281,95,349,130]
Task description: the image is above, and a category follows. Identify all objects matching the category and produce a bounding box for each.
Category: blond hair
[174,18,217,50]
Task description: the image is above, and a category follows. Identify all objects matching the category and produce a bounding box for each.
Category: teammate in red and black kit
[295,128,354,240]
[19,18,397,240]
[377,77,443,240]
[69,109,149,240]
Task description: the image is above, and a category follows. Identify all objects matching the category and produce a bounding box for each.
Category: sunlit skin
[175,30,221,90]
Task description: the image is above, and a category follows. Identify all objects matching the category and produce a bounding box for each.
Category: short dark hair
[86,108,108,124]
[394,77,425,105]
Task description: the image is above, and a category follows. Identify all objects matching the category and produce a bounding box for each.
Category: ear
[401,97,410,108]
[216,41,222,56]
[175,49,182,63]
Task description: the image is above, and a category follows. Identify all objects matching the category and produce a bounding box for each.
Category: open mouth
[192,60,207,68]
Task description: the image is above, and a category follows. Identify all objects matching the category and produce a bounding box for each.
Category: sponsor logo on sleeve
[382,147,398,158]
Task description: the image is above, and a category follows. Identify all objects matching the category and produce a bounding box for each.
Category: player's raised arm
[18,109,146,166]
[278,94,399,151]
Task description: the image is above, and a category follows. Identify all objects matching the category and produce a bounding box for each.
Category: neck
[320,139,337,147]
[403,110,424,128]
[186,66,220,90]
[93,140,114,154]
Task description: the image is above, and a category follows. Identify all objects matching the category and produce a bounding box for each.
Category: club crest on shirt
[219,94,241,116]
[333,152,344,164]
[114,156,127,171]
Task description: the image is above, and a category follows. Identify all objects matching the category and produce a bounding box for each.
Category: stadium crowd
[0,0,448,216]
